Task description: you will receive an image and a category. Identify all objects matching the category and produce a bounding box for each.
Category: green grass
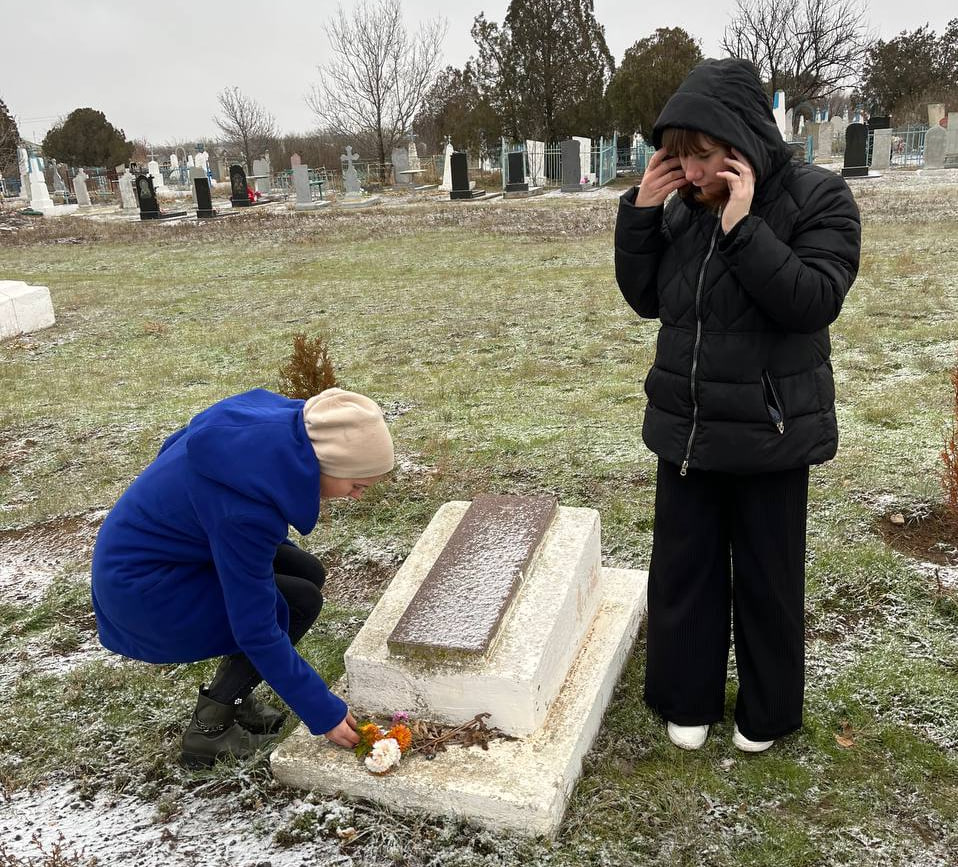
[1,194,958,865]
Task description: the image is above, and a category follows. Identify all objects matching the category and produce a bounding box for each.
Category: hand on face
[634,149,689,208]
[717,147,755,234]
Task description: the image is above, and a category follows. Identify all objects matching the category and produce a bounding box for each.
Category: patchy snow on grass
[0,781,357,867]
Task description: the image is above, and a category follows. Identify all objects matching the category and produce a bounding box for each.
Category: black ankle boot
[180,688,276,769]
[235,692,287,735]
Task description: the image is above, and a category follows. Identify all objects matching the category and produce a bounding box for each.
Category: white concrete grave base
[0,281,56,339]
[270,567,647,837]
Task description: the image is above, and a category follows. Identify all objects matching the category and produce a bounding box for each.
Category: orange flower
[358,722,384,748]
[386,724,413,753]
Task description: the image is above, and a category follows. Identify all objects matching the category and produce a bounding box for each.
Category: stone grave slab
[0,281,56,339]
[389,495,557,659]
[271,567,646,837]
[271,497,648,836]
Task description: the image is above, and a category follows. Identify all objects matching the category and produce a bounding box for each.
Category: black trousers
[207,544,325,705]
[643,458,809,741]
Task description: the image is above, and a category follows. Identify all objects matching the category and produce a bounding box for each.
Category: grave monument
[339,146,380,207]
[0,280,56,339]
[292,164,328,211]
[560,139,585,192]
[229,164,253,207]
[841,123,869,178]
[924,125,947,169]
[118,168,137,209]
[870,127,892,171]
[17,146,31,202]
[271,495,648,836]
[73,169,91,209]
[449,152,484,200]
[945,113,958,169]
[134,173,186,220]
[439,139,454,191]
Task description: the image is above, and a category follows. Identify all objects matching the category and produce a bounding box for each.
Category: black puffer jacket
[615,59,861,474]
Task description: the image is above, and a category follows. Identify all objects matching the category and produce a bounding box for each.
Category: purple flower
[391,711,410,724]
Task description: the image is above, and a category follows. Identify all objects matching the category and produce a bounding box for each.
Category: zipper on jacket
[761,370,786,434]
[680,214,722,477]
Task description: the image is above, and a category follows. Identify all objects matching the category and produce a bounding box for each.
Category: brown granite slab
[387,495,558,659]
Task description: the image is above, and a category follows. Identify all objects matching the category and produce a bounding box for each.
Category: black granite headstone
[841,123,869,178]
[195,175,216,218]
[450,151,484,200]
[134,173,186,221]
[505,151,528,192]
[560,140,583,192]
[867,116,892,131]
[230,164,251,206]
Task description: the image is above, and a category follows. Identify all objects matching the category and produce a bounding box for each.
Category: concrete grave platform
[0,281,55,339]
[271,499,648,836]
[271,567,646,837]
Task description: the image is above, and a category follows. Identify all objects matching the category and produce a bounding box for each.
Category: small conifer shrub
[277,333,337,400]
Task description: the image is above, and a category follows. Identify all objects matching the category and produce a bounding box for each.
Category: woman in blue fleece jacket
[91,387,394,767]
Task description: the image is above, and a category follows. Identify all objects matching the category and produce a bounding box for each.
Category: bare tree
[307,1,447,166]
[213,86,277,172]
[722,0,872,114]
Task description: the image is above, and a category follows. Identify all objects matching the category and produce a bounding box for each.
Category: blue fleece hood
[181,389,320,536]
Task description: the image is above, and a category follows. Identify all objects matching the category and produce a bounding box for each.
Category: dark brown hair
[661,127,731,212]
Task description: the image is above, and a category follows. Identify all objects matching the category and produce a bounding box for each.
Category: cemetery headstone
[573,136,593,183]
[28,164,55,214]
[186,154,195,168]
[194,172,217,218]
[505,151,528,192]
[449,151,484,200]
[0,280,56,339]
[169,153,179,170]
[841,123,868,178]
[290,152,302,167]
[439,139,454,191]
[524,140,545,185]
[134,173,186,220]
[561,139,584,191]
[927,104,946,128]
[408,141,422,172]
[229,164,252,207]
[270,495,648,837]
[50,161,68,195]
[17,146,31,202]
[118,169,137,209]
[73,168,91,209]
[391,146,411,187]
[870,127,892,170]
[189,166,206,206]
[251,158,271,195]
[341,145,362,198]
[773,90,787,139]
[924,125,947,169]
[148,158,165,190]
[292,164,327,211]
[945,113,958,168]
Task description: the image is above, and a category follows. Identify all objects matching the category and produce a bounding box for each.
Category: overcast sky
[3,0,954,146]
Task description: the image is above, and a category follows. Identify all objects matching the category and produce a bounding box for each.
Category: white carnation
[364,737,402,774]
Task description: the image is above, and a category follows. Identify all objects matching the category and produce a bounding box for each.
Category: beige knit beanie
[302,388,395,479]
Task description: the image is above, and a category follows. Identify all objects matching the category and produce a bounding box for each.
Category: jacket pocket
[761,370,786,434]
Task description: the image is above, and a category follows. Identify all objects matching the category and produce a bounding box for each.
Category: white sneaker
[667,722,709,750]
[732,723,775,753]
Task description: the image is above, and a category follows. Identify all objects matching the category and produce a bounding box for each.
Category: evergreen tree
[471,0,615,142]
[859,20,958,122]
[41,108,133,168]
[606,29,703,137]
[0,98,20,178]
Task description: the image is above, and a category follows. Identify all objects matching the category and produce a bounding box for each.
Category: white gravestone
[927,104,946,128]
[169,153,179,170]
[73,168,91,208]
[573,136,593,184]
[524,140,545,186]
[148,159,165,190]
[945,113,958,167]
[773,90,787,139]
[292,164,328,210]
[118,170,137,209]
[439,140,454,191]
[271,499,648,837]
[871,127,892,170]
[924,125,947,169]
[186,154,195,168]
[17,146,31,201]
[339,145,380,206]
[29,164,55,214]
[189,166,206,206]
[251,158,270,195]
[0,281,56,339]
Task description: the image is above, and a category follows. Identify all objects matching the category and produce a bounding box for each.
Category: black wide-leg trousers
[207,544,326,705]
[643,458,809,741]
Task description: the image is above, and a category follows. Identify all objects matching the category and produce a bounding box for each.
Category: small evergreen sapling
[277,333,337,400]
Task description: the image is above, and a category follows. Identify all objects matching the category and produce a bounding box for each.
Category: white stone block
[345,502,603,737]
[271,567,648,838]
[0,281,56,339]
